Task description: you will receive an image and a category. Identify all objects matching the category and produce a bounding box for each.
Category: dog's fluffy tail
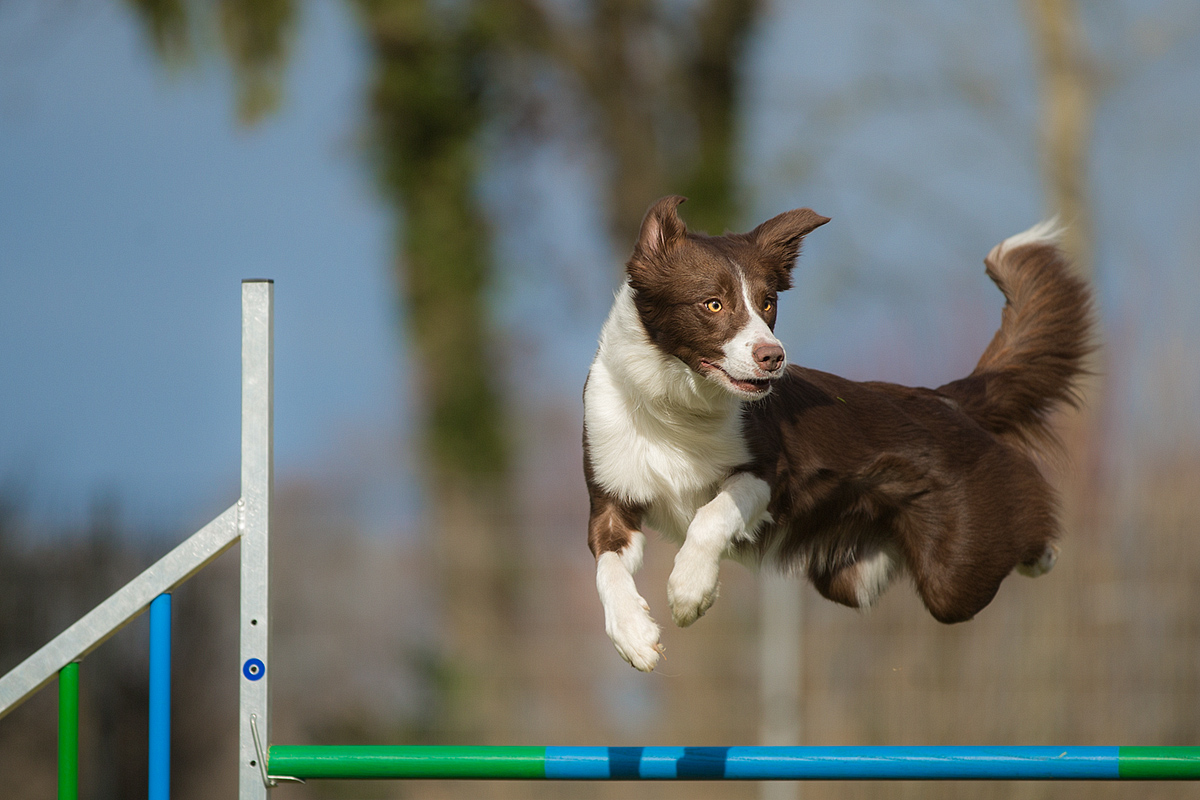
[939,221,1096,454]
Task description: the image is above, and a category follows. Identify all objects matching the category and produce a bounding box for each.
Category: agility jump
[0,281,1196,797]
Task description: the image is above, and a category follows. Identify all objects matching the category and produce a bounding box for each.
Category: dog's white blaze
[719,272,784,379]
[596,534,661,671]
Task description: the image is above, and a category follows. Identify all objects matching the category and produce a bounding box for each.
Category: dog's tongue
[732,377,769,393]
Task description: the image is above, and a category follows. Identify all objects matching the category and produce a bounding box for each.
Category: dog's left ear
[749,208,830,273]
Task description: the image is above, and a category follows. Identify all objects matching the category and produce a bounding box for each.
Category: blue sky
[1,0,1197,534]
[0,0,407,530]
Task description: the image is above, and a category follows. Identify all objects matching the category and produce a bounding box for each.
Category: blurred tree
[537,0,760,243]
[124,0,190,62]
[1021,0,1096,275]
[348,0,765,736]
[125,0,764,753]
[349,0,529,741]
[1020,0,1103,514]
[125,0,297,123]
[126,0,527,740]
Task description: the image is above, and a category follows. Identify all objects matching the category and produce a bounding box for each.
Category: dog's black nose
[753,343,785,372]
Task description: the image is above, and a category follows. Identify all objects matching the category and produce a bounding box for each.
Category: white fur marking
[1016,543,1059,577]
[720,272,785,380]
[584,285,749,528]
[615,530,646,573]
[668,473,771,626]
[596,538,662,672]
[852,547,900,608]
[992,218,1064,260]
[586,282,772,662]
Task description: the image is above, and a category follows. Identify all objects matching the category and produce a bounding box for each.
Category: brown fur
[739,365,1062,622]
[583,427,646,557]
[625,196,829,378]
[939,240,1096,455]
[742,233,1092,622]
[586,198,1095,625]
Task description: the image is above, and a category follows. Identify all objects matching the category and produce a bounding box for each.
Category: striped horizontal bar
[266,746,1200,781]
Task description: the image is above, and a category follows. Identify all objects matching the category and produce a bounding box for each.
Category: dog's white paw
[605,593,663,672]
[1016,543,1059,577]
[597,551,663,671]
[667,547,720,627]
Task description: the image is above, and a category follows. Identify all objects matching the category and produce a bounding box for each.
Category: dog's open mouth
[699,360,774,396]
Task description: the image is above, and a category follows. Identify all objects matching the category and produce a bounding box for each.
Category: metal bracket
[250,713,304,787]
[250,714,276,788]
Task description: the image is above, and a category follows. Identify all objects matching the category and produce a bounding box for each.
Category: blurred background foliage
[2,0,1200,798]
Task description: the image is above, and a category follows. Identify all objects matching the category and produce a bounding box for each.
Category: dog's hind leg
[807,542,902,610]
[668,472,771,627]
[1016,542,1059,577]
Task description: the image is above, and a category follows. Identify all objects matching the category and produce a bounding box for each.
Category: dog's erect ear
[631,196,688,268]
[749,208,830,270]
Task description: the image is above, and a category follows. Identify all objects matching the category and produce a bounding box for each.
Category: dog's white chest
[584,360,748,540]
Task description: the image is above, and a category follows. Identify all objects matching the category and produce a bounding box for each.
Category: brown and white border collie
[583,196,1094,671]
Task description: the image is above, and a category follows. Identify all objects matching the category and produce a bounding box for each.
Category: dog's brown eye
[763,298,775,313]
[704,299,723,313]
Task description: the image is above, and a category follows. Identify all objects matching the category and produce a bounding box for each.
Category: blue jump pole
[149,593,171,800]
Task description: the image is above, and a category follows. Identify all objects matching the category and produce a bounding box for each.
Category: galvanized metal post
[239,280,273,799]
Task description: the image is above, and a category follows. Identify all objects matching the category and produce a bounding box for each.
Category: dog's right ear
[630,196,688,271]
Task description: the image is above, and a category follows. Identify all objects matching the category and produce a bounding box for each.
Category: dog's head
[625,196,829,399]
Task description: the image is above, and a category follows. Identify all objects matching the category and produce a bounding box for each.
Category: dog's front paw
[667,547,720,627]
[605,594,664,672]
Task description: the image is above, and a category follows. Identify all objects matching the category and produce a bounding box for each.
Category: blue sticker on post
[243,658,265,681]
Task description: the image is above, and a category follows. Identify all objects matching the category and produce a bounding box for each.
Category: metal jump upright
[1,280,1199,797]
[0,280,273,798]
[239,278,274,799]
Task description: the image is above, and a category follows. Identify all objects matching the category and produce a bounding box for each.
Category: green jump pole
[58,661,80,800]
[269,746,547,780]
